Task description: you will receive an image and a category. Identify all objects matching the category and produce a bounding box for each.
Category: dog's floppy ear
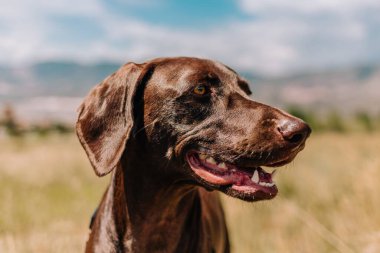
[76,62,153,176]
[238,79,252,96]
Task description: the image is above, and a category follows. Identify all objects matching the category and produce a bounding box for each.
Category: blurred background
[0,0,379,252]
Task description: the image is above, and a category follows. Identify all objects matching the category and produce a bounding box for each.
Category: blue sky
[1,0,380,75]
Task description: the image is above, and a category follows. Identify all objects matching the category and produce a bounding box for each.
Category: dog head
[77,57,311,202]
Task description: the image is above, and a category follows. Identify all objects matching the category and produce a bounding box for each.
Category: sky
[1,0,380,75]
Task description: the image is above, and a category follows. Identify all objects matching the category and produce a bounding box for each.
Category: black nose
[277,119,311,145]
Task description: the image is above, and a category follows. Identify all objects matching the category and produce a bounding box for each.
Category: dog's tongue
[187,153,276,190]
[189,166,247,185]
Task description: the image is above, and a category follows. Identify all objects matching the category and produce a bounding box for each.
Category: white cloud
[239,0,380,15]
[0,0,379,75]
[0,0,105,64]
[236,0,379,71]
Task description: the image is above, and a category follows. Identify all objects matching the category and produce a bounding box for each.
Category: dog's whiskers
[132,119,158,137]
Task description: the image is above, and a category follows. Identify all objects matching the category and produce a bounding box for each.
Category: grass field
[0,133,379,253]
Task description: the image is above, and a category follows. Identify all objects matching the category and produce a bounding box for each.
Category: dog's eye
[193,84,209,96]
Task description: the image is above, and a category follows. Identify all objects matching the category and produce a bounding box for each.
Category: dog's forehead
[153,58,238,87]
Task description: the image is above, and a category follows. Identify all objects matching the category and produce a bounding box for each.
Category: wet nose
[277,118,311,146]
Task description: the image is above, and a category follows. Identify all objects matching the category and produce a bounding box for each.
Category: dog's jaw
[186,151,279,201]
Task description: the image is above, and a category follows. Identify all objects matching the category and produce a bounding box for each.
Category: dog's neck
[93,156,204,253]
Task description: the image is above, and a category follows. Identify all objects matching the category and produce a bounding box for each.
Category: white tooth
[259,181,266,186]
[251,170,259,184]
[206,157,217,165]
[199,154,207,160]
[268,182,275,187]
[218,162,228,171]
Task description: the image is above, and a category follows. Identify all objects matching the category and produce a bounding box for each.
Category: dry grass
[0,135,108,253]
[1,133,379,252]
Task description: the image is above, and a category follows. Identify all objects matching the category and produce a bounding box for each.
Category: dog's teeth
[259,181,266,186]
[218,162,228,171]
[199,154,207,160]
[206,157,217,165]
[251,170,259,184]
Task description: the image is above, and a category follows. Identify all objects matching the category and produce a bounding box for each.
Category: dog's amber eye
[193,84,208,96]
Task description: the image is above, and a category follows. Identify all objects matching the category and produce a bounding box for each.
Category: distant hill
[0,61,121,99]
[0,61,379,123]
[250,65,380,114]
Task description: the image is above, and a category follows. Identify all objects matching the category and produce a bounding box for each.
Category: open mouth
[186,151,283,201]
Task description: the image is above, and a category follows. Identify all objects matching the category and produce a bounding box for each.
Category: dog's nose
[277,118,311,146]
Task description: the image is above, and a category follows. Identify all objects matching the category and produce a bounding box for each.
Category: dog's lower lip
[186,151,278,199]
[265,156,295,167]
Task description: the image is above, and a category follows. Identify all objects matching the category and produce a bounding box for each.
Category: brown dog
[76,57,311,253]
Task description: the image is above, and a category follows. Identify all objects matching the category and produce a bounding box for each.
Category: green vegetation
[325,111,347,133]
[355,111,375,132]
[1,104,23,136]
[0,104,72,138]
[286,105,379,133]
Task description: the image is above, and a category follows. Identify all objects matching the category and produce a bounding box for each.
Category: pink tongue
[191,166,249,185]
[188,153,273,186]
